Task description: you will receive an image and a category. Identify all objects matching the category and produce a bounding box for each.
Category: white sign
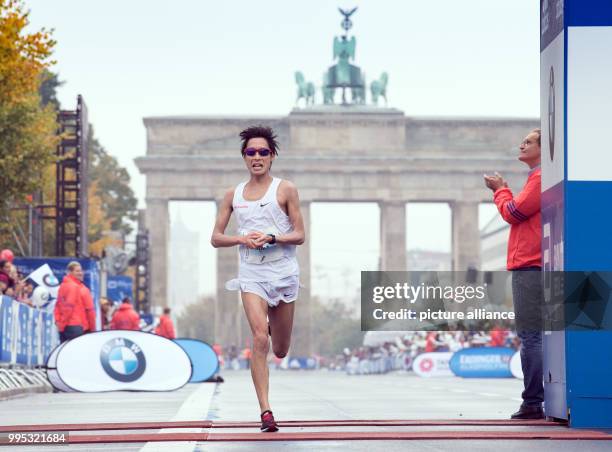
[510,351,523,379]
[568,26,612,181]
[48,330,192,392]
[413,352,454,378]
[26,264,60,300]
[541,30,565,191]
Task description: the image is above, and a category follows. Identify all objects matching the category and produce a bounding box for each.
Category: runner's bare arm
[211,188,257,248]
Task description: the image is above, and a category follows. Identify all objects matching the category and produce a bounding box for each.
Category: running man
[211,125,305,432]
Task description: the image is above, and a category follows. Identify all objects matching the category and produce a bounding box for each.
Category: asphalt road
[0,370,610,451]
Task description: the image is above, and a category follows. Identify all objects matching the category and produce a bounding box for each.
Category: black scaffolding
[55,95,89,257]
[135,229,150,313]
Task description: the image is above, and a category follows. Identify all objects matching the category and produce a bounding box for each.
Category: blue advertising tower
[541,0,612,428]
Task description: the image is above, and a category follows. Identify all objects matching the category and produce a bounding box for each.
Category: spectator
[100,297,114,330]
[241,346,252,370]
[212,343,225,369]
[14,279,33,307]
[54,261,96,342]
[490,325,508,347]
[110,297,141,330]
[0,259,16,296]
[154,307,176,339]
[485,128,544,420]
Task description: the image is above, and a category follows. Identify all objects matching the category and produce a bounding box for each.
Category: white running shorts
[225,275,300,308]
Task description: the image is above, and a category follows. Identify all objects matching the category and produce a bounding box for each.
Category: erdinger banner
[46,330,192,392]
[174,338,219,382]
[412,352,453,378]
[449,347,514,378]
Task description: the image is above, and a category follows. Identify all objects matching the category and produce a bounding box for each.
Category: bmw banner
[174,338,219,382]
[449,347,514,378]
[46,330,192,392]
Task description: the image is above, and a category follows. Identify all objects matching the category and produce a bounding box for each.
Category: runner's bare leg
[268,301,295,358]
[241,292,271,413]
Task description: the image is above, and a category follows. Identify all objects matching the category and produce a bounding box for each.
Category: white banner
[541,30,565,191]
[510,351,523,379]
[568,26,612,181]
[49,330,192,392]
[413,352,454,378]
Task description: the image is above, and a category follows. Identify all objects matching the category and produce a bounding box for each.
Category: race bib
[241,228,284,264]
[244,243,284,264]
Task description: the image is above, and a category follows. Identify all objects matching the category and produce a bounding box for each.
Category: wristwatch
[267,234,276,245]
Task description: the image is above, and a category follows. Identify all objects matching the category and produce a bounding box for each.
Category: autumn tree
[0,0,57,250]
[88,129,138,240]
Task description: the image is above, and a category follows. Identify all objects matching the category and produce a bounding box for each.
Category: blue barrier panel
[0,295,58,366]
[29,309,43,366]
[449,347,514,378]
[0,296,13,363]
[106,275,133,303]
[15,302,30,365]
[140,313,153,327]
[41,309,56,361]
[174,338,219,382]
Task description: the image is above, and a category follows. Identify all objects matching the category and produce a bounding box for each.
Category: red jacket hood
[117,303,134,311]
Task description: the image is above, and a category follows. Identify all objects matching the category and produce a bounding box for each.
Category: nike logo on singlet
[260,202,270,207]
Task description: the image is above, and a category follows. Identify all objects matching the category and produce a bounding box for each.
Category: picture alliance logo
[100,338,147,382]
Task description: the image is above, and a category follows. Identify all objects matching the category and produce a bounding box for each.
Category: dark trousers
[512,267,544,407]
[59,325,84,343]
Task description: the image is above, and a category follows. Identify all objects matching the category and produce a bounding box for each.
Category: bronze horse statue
[370,72,388,106]
[295,71,315,107]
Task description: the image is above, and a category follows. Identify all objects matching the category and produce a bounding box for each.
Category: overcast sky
[26,0,539,300]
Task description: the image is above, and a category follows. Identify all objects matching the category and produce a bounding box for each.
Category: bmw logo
[100,338,146,382]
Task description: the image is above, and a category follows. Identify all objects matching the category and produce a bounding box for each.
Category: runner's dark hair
[239,126,279,156]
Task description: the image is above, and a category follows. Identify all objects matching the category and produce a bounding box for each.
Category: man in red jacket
[54,261,96,342]
[110,297,141,330]
[484,128,544,420]
[154,307,176,339]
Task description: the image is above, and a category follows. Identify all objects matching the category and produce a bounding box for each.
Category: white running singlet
[227,177,299,284]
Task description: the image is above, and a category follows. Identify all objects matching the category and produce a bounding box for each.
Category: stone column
[215,200,241,348]
[451,201,481,270]
[379,202,407,271]
[292,201,311,357]
[146,198,169,310]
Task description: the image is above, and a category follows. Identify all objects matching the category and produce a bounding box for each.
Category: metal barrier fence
[0,295,59,367]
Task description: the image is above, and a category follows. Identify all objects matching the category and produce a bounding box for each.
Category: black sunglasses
[244,147,271,157]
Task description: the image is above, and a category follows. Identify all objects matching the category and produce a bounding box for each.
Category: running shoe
[260,410,279,432]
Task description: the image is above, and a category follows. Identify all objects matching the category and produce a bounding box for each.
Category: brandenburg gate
[134,9,537,353]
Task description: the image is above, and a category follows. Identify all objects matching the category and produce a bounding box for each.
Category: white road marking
[139,383,216,452]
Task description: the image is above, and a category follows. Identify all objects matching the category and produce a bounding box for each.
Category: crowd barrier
[345,348,521,378]
[0,296,59,367]
[346,353,410,375]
